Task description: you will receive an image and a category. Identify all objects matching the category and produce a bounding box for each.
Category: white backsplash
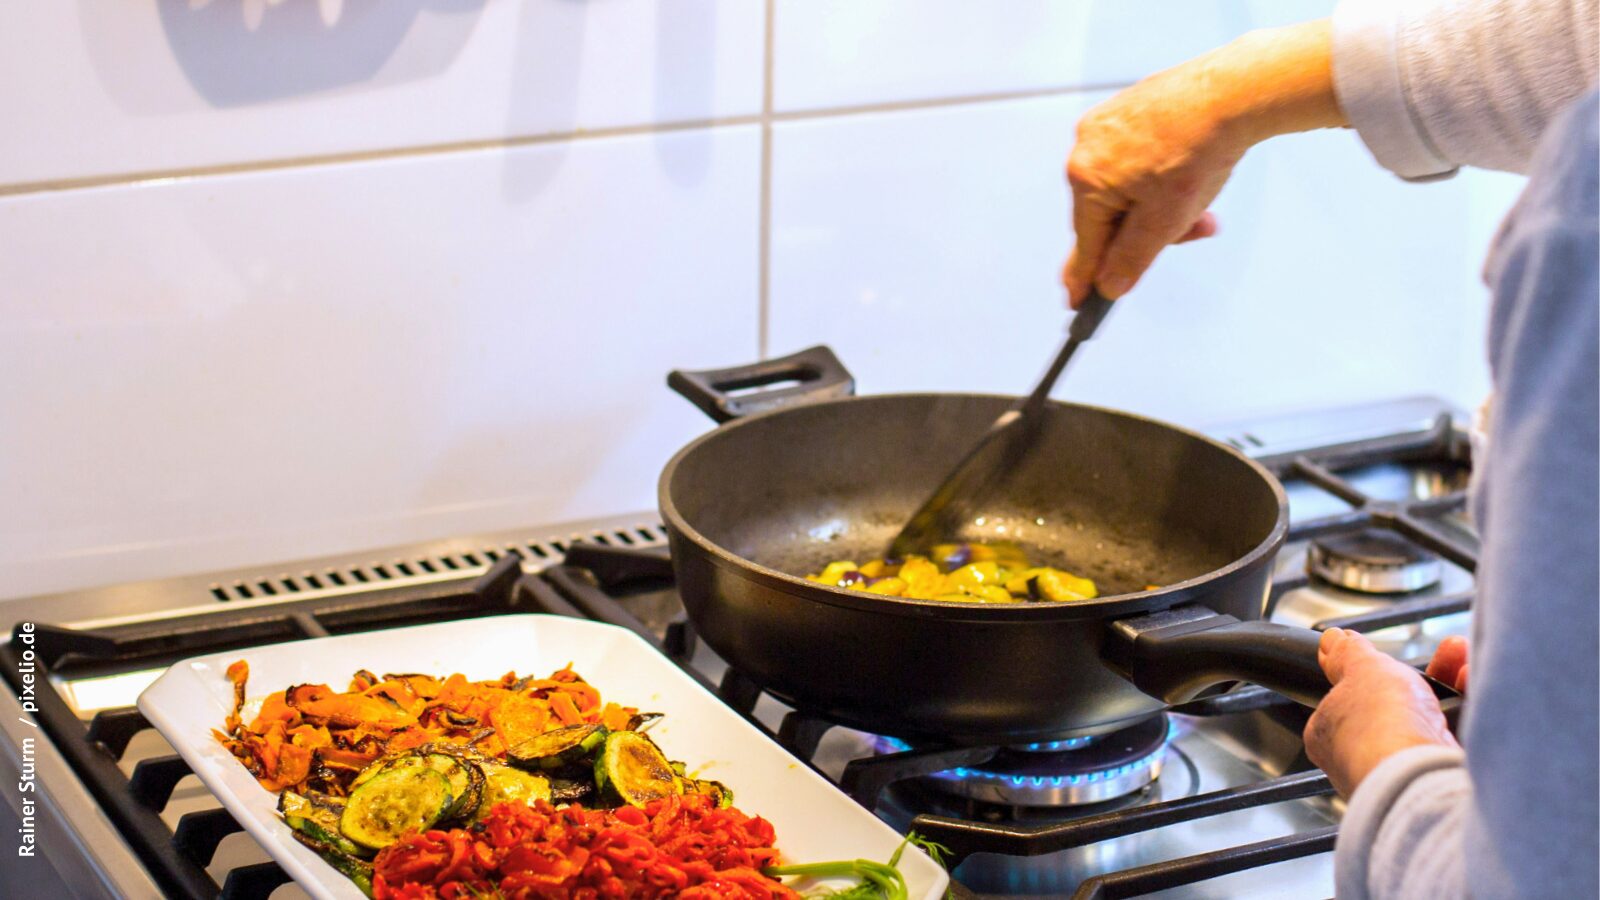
[773,0,1338,110]
[1,128,761,598]
[769,93,1524,420]
[1,0,1526,599]
[0,1,763,186]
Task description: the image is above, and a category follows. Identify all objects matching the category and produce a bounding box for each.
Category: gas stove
[0,397,1477,899]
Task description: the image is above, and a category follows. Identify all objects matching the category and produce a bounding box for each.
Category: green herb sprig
[765,831,955,900]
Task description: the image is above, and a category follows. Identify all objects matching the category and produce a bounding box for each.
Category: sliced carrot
[218,662,639,796]
[549,691,583,727]
[558,681,602,714]
[386,728,431,753]
[598,703,634,732]
[288,724,333,750]
[247,693,299,732]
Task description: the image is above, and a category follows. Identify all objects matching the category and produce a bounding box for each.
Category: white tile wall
[0,127,760,599]
[768,94,1526,423]
[773,0,1337,111]
[0,0,763,187]
[0,2,1530,599]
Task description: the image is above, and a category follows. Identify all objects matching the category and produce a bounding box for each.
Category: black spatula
[888,291,1115,559]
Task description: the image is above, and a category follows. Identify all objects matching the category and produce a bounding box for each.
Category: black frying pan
[658,346,1456,744]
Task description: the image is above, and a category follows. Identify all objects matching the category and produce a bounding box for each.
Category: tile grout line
[0,114,759,199]
[773,80,1130,124]
[757,0,776,360]
[0,82,1131,200]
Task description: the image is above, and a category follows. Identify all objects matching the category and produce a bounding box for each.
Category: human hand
[1303,628,1459,798]
[1061,63,1243,305]
[1061,20,1346,307]
[1424,634,1470,694]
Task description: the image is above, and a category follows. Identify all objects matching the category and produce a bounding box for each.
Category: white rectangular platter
[138,614,949,900]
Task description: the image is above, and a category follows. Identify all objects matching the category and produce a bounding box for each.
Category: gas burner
[1308,528,1443,594]
[877,715,1171,807]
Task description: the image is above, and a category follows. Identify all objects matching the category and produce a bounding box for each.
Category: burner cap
[884,715,1171,808]
[1308,529,1442,594]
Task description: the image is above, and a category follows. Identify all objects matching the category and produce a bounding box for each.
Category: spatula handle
[1020,290,1116,414]
[1069,289,1114,342]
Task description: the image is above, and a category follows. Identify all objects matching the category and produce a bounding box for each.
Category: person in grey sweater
[1060,1,1597,896]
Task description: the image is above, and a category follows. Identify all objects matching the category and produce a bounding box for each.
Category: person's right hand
[1061,61,1246,305]
[1304,628,1459,797]
[1424,635,1471,694]
[1061,20,1347,307]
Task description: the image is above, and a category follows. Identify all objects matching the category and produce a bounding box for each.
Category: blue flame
[878,734,1093,755]
[950,744,1168,789]
[1019,737,1094,751]
[877,720,1175,789]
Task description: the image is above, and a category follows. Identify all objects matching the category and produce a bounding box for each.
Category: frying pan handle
[667,345,856,423]
[1105,605,1463,726]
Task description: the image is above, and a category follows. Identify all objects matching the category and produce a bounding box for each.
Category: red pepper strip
[372,797,800,899]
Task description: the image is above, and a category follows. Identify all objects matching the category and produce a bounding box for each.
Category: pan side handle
[667,345,855,423]
[1104,605,1462,722]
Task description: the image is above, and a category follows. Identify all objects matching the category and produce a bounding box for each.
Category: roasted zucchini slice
[624,711,664,732]
[350,752,482,822]
[291,830,375,897]
[506,723,608,771]
[594,730,681,808]
[418,753,482,821]
[687,778,734,809]
[548,776,597,805]
[471,764,553,821]
[279,790,341,830]
[279,791,368,858]
[338,766,454,851]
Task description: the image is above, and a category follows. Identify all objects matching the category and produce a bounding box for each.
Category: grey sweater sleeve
[1334,90,1600,900]
[1331,0,1598,178]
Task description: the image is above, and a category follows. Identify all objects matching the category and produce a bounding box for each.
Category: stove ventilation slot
[207,523,670,602]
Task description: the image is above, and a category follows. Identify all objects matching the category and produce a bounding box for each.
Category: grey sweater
[1327,4,1600,893]
[1333,0,1597,179]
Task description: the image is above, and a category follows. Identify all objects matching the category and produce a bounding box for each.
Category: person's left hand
[1303,628,1459,797]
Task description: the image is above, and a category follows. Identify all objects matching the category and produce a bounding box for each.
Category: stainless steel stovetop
[0,397,1477,899]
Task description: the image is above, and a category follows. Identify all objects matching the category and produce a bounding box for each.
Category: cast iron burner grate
[1265,413,1477,597]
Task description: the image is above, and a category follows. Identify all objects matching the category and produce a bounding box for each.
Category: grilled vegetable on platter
[217,661,937,898]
